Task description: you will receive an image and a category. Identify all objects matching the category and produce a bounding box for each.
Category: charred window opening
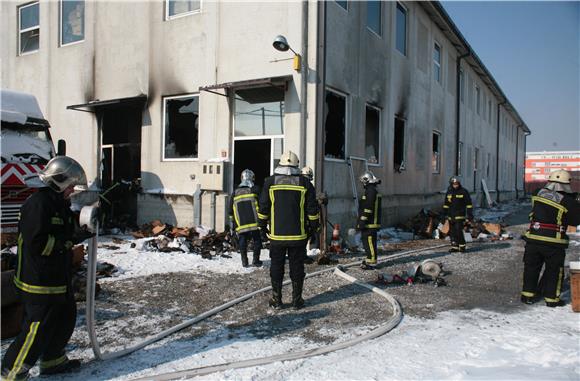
[163,95,199,160]
[324,90,346,160]
[432,131,441,173]
[60,0,84,46]
[365,105,381,164]
[393,117,405,172]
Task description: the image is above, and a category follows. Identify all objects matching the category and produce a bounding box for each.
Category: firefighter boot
[252,251,263,267]
[292,280,305,310]
[546,300,566,308]
[240,250,249,268]
[39,359,81,375]
[269,283,283,309]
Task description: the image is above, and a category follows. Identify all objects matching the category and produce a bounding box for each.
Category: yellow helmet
[548,170,571,184]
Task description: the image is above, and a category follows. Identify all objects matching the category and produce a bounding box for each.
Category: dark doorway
[98,106,142,229]
[233,139,270,188]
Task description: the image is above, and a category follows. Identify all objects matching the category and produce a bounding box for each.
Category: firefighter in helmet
[442,176,473,252]
[228,169,263,267]
[357,170,382,270]
[300,166,317,264]
[521,170,580,307]
[2,156,93,380]
[259,151,319,309]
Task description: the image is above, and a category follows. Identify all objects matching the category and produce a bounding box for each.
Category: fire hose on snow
[79,204,446,377]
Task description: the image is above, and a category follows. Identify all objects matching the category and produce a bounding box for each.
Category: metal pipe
[455,52,470,176]
[315,0,327,253]
[299,0,309,164]
[210,191,216,230]
[515,126,520,199]
[193,184,202,226]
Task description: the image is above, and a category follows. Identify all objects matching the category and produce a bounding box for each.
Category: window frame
[432,130,441,174]
[433,42,442,84]
[364,103,382,167]
[324,87,349,163]
[165,0,201,21]
[18,1,40,56]
[162,93,200,162]
[366,0,382,38]
[395,2,407,56]
[59,0,85,47]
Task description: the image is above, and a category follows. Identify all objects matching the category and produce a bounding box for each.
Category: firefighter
[1,156,93,380]
[228,169,263,267]
[259,151,319,310]
[357,171,382,270]
[442,176,473,252]
[521,170,580,307]
[300,166,316,264]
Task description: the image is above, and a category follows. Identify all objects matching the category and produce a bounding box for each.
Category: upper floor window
[18,2,39,55]
[365,104,381,165]
[433,42,441,83]
[163,94,199,160]
[166,0,200,20]
[336,0,348,10]
[60,0,84,46]
[475,85,481,115]
[366,1,382,36]
[395,2,407,55]
[394,117,405,172]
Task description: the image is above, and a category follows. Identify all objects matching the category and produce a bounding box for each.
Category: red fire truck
[1,89,65,243]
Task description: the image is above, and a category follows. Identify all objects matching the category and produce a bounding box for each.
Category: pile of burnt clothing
[376,260,448,287]
[131,220,199,240]
[402,209,445,239]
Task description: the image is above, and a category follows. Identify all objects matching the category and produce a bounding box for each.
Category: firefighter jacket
[258,167,319,246]
[14,187,80,304]
[228,185,261,234]
[523,188,580,248]
[443,186,473,220]
[357,184,382,230]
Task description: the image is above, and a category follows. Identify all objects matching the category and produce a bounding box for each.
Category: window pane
[325,90,346,160]
[20,30,39,54]
[396,3,406,55]
[394,117,405,171]
[168,0,200,17]
[365,106,380,164]
[432,132,440,173]
[234,87,284,137]
[20,3,39,30]
[366,1,381,36]
[61,0,84,45]
[164,96,199,159]
[336,0,347,10]
[433,44,441,82]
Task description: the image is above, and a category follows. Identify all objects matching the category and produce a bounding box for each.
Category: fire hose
[80,204,446,375]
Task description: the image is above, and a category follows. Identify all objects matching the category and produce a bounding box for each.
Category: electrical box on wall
[198,162,226,191]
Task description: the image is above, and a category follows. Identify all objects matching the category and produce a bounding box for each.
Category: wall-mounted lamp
[273,35,301,72]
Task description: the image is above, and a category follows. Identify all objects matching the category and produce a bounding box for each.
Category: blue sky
[441,1,580,152]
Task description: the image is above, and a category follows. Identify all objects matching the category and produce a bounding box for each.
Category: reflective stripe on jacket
[357,184,382,229]
[229,185,261,233]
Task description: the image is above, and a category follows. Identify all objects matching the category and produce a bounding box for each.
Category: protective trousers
[269,244,305,286]
[449,219,466,249]
[238,230,262,258]
[2,299,77,379]
[361,229,378,264]
[522,242,565,303]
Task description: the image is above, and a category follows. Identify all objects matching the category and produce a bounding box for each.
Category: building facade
[1,0,529,231]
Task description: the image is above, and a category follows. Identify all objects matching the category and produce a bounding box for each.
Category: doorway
[233,140,270,188]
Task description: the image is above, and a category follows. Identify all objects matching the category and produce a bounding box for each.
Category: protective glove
[309,220,321,234]
[72,226,95,244]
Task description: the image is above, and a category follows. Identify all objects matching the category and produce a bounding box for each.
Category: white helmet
[279,151,299,167]
[240,169,255,187]
[548,170,571,184]
[39,156,87,193]
[301,166,313,181]
[359,170,380,185]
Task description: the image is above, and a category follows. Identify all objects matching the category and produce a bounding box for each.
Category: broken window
[18,2,39,55]
[324,89,346,160]
[365,105,380,164]
[234,86,284,137]
[393,117,405,172]
[336,0,348,10]
[433,42,441,83]
[163,95,199,160]
[396,2,407,55]
[458,141,463,176]
[367,1,382,36]
[60,0,84,46]
[432,131,441,173]
[166,0,200,19]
